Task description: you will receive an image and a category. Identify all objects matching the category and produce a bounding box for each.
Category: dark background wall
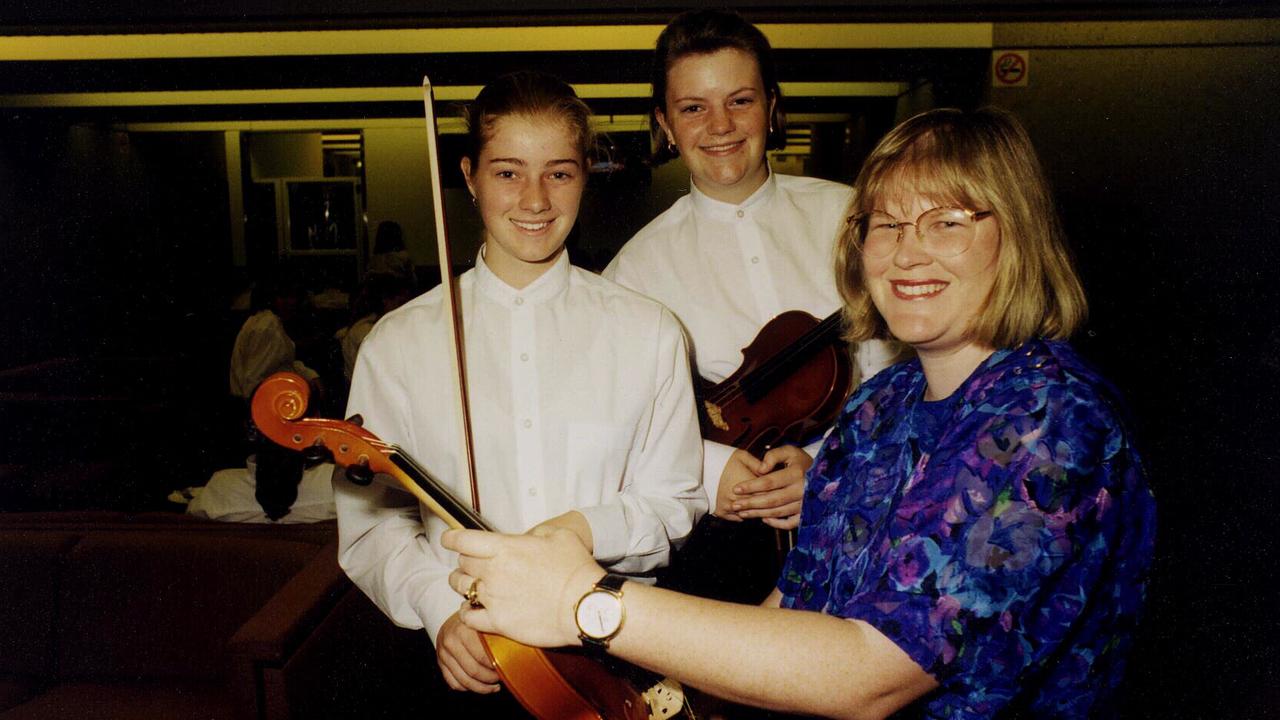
[1,4,1277,718]
[985,19,1280,717]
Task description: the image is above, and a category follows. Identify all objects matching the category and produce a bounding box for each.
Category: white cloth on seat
[186,459,336,524]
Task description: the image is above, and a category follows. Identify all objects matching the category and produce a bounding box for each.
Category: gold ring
[465,579,481,608]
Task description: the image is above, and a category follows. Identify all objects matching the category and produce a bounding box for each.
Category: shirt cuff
[702,440,736,512]
[575,502,628,566]
[419,575,463,647]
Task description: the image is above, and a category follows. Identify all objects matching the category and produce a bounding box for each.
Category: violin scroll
[251,372,391,479]
[251,373,312,442]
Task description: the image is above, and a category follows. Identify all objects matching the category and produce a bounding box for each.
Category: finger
[440,649,500,694]
[760,444,807,467]
[439,660,465,692]
[763,513,801,530]
[737,498,803,518]
[733,462,808,496]
[732,477,805,506]
[731,473,787,495]
[461,628,500,677]
[456,555,489,586]
[454,640,500,685]
[457,605,499,635]
[448,569,474,598]
[441,528,501,557]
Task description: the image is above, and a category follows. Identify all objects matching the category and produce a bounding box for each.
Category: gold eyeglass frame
[847,207,994,258]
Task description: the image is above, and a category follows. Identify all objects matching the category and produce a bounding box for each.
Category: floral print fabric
[778,340,1156,718]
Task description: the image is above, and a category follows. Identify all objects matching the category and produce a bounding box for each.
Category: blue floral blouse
[778,339,1156,718]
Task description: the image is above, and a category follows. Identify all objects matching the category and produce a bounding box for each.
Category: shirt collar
[688,166,777,222]
[473,244,571,307]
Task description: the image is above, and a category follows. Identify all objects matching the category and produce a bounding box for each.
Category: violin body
[251,374,651,720]
[700,310,852,456]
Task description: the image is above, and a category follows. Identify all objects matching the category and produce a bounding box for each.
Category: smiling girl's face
[461,112,586,289]
[656,47,773,205]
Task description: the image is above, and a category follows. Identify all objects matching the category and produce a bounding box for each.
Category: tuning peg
[302,440,333,465]
[346,460,374,486]
[346,413,364,427]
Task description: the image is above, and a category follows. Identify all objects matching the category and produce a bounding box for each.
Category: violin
[700,310,852,456]
[657,310,851,604]
[252,373,681,720]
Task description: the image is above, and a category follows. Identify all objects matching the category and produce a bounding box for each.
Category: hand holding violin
[716,446,813,530]
[436,612,502,693]
[444,526,604,650]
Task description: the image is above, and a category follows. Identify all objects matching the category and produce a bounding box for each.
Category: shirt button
[522,419,532,429]
[520,352,529,362]
[751,256,760,264]
[514,297,524,306]
[528,487,538,496]
[736,209,745,218]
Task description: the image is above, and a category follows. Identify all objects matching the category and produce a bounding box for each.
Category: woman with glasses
[443,107,1157,718]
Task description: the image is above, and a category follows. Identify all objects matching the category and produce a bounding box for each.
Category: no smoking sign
[993,50,1030,87]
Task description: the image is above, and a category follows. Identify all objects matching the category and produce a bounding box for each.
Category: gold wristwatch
[574,573,626,653]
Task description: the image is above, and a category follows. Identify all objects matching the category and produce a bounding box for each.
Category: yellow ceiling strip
[784,82,905,97]
[763,23,992,49]
[121,113,855,134]
[119,114,653,134]
[0,81,903,108]
[0,23,991,61]
[0,27,664,60]
[122,118,457,132]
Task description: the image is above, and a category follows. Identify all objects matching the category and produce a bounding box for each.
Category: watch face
[575,590,623,640]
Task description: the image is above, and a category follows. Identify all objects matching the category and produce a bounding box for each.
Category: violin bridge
[642,676,686,719]
[703,401,730,432]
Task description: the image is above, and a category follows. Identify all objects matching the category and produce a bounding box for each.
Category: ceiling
[3,0,1271,33]
[1,1,1272,129]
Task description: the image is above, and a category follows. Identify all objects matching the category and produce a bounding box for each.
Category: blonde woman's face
[862,182,1001,358]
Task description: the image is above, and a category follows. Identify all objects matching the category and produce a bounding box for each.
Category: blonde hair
[835,107,1087,348]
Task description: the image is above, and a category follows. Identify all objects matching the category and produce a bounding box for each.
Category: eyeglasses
[848,207,993,258]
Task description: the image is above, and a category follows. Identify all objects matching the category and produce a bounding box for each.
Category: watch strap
[597,572,627,594]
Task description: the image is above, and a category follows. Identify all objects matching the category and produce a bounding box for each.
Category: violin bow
[421,76,481,514]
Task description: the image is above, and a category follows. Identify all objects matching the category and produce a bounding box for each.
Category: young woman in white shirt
[334,72,705,702]
[604,9,895,602]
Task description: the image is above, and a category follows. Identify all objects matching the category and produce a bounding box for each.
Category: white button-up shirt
[336,250,705,643]
[604,171,896,502]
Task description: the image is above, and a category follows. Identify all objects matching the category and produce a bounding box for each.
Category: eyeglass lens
[859,208,979,258]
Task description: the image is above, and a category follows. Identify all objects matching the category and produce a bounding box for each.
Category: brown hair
[463,71,595,163]
[835,107,1087,348]
[649,9,787,162]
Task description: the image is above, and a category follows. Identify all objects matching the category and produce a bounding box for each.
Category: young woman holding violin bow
[331,72,705,716]
[605,10,897,603]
